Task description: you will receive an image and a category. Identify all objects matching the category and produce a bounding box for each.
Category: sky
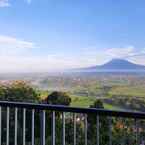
[0,0,145,72]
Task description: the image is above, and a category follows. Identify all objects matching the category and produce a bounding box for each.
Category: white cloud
[0,51,110,72]
[0,35,37,56]
[105,46,145,66]
[0,55,91,73]
[0,35,99,72]
[0,38,145,73]
[106,46,136,58]
[0,0,10,7]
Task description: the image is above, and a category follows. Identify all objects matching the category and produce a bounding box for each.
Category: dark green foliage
[46,91,71,106]
[0,81,39,102]
[90,99,104,109]
[0,81,39,144]
[87,100,109,145]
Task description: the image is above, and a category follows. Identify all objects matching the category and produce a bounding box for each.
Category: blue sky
[0,0,145,72]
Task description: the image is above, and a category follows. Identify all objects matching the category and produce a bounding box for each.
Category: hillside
[79,59,145,72]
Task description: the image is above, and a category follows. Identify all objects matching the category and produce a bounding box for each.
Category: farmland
[28,72,145,111]
[0,72,145,111]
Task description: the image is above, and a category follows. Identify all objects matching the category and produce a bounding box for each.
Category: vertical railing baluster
[62,112,65,145]
[23,108,26,145]
[32,109,35,145]
[52,111,55,145]
[135,119,139,145]
[109,117,112,145]
[6,107,10,145]
[73,113,76,145]
[15,108,18,145]
[40,110,45,145]
[97,115,99,145]
[121,119,125,145]
[85,114,87,145]
[0,107,1,145]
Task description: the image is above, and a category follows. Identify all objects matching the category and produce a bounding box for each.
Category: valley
[20,71,145,111]
[1,59,145,111]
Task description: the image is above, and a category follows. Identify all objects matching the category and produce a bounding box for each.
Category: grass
[70,95,96,107]
[109,86,145,97]
[39,90,125,110]
[38,90,51,99]
[70,95,121,110]
[104,103,123,110]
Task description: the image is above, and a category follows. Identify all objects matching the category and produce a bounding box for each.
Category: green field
[37,74,145,112]
[39,88,144,111]
[109,86,145,97]
[70,95,95,107]
[70,95,122,110]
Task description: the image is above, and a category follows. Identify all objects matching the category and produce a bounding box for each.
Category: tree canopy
[90,99,104,109]
[45,91,71,106]
[0,81,39,102]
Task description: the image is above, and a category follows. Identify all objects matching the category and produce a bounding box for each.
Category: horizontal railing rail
[0,101,145,119]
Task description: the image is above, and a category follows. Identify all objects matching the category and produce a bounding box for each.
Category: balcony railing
[0,101,145,145]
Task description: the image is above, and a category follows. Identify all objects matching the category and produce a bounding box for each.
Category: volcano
[79,59,145,72]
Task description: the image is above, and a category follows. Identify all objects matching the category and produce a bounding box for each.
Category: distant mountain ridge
[79,59,145,72]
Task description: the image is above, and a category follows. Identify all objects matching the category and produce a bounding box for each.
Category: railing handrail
[0,101,145,119]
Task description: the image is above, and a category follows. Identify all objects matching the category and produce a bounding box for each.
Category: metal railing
[0,101,145,145]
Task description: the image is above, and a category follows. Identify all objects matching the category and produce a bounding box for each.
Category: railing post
[52,111,55,145]
[31,109,35,145]
[62,112,65,145]
[96,115,99,145]
[0,107,1,145]
[135,119,139,145]
[73,113,76,145]
[85,114,88,145]
[14,108,18,145]
[121,119,125,145]
[109,117,112,145]
[40,110,45,145]
[23,108,26,145]
[6,107,10,145]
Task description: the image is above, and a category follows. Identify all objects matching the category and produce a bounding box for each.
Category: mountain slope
[80,59,145,71]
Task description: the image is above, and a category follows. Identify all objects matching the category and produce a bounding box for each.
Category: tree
[0,81,39,144]
[90,99,104,109]
[0,81,39,102]
[88,100,109,145]
[45,91,71,106]
[35,91,72,145]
